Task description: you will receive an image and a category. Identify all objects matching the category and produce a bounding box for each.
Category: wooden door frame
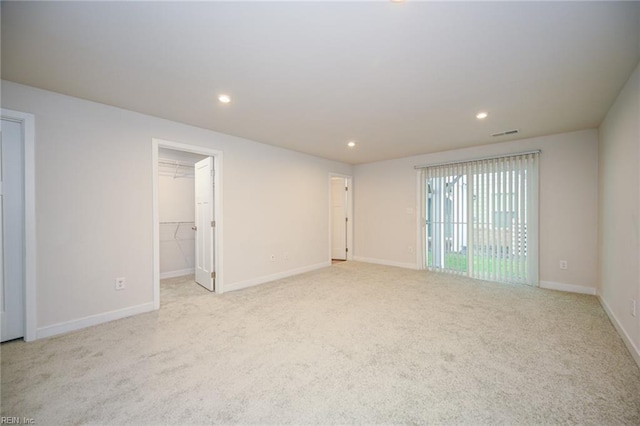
[1,109,37,342]
[152,139,223,310]
[328,173,353,262]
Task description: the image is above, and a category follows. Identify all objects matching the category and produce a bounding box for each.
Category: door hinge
[345,217,348,222]
[346,247,349,253]
[211,220,216,227]
[345,186,348,191]
[211,271,216,279]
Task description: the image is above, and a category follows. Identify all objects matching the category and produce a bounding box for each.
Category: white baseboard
[598,295,640,368]
[539,280,597,295]
[160,268,195,279]
[36,302,155,340]
[352,256,419,270]
[225,261,330,292]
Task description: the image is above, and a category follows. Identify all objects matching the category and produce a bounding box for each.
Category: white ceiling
[2,1,639,164]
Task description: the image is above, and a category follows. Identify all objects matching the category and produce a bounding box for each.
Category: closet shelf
[159,222,195,267]
[160,221,195,224]
[158,158,195,179]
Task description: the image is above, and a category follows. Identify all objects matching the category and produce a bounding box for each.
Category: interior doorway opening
[157,149,210,288]
[152,139,223,310]
[0,109,35,342]
[1,117,25,342]
[329,174,353,263]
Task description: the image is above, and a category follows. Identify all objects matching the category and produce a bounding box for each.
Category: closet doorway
[0,109,36,342]
[152,139,223,310]
[329,174,353,262]
[1,116,25,341]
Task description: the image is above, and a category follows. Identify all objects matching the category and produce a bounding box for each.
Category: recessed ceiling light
[476,111,489,119]
[390,0,406,3]
[347,141,356,148]
[218,94,231,104]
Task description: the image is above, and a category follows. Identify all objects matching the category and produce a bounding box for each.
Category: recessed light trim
[347,141,356,148]
[476,111,488,119]
[218,94,231,104]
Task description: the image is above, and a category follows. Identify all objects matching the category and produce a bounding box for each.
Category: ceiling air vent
[491,129,519,137]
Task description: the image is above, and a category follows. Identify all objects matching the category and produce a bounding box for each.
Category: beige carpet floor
[2,261,640,425]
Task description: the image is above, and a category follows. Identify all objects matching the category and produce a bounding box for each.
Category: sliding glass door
[425,165,468,274]
[421,152,538,285]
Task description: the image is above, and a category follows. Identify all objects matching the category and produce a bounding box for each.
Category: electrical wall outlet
[559,260,568,270]
[115,277,126,290]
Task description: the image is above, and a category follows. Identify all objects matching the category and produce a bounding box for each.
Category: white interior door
[331,177,347,260]
[194,157,214,291]
[1,118,25,342]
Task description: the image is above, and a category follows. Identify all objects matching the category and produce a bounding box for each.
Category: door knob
[192,226,197,231]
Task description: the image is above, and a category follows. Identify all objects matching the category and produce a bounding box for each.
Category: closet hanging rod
[158,159,195,168]
[159,221,195,224]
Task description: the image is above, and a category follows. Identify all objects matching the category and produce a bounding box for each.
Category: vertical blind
[419,152,539,285]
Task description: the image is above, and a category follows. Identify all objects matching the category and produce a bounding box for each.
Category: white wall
[1,81,352,333]
[598,62,640,363]
[353,129,599,293]
[159,173,195,223]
